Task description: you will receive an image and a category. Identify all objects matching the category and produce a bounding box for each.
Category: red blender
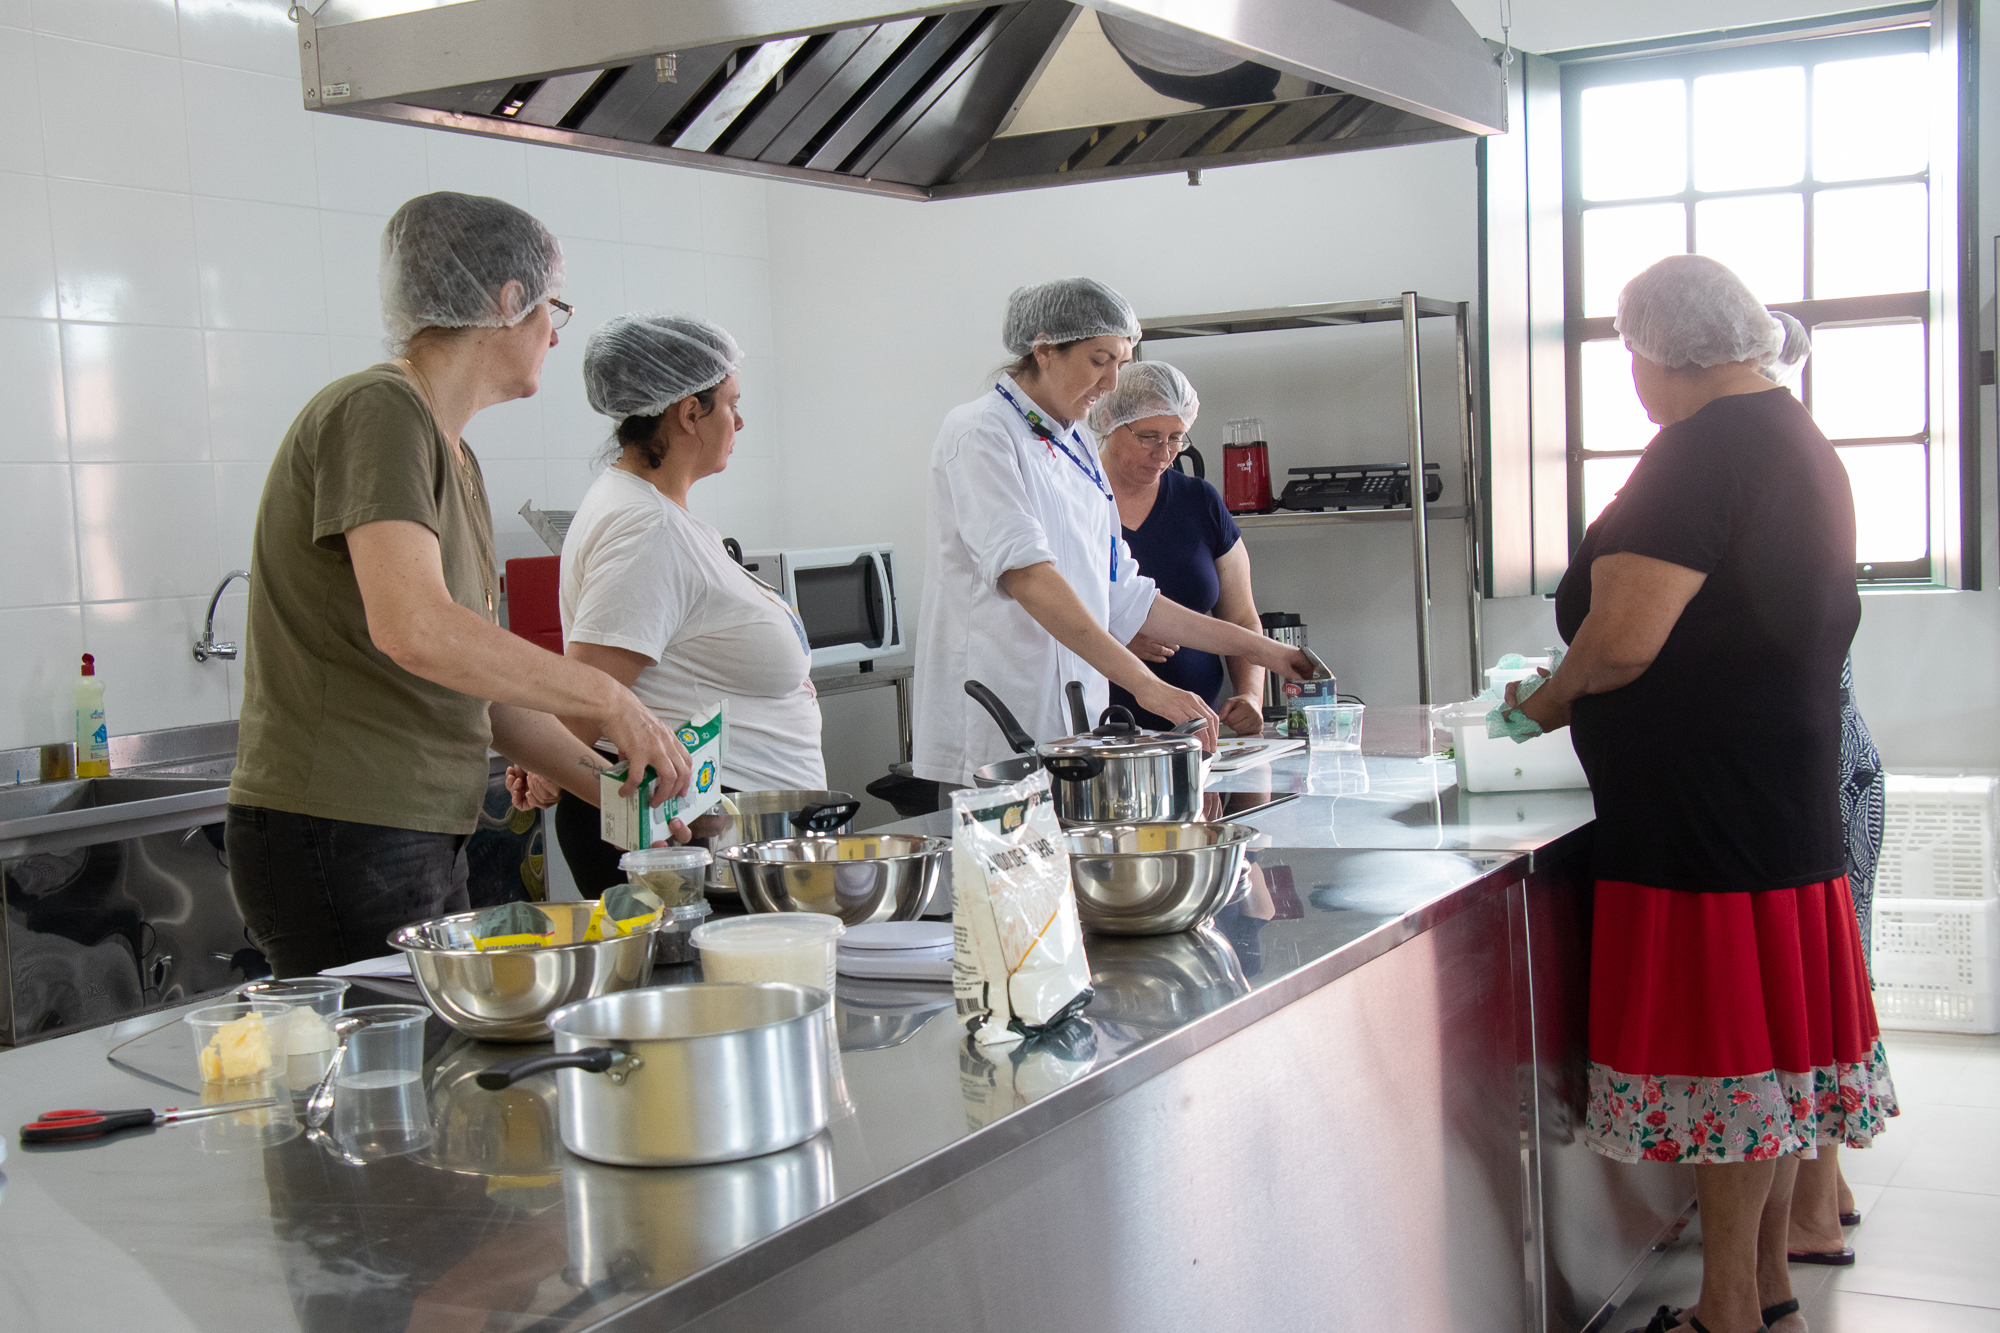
[1223,417,1275,514]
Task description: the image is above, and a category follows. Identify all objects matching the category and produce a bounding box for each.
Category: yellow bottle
[74,653,109,777]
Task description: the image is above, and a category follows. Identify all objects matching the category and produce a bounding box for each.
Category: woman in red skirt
[1510,254,1895,1333]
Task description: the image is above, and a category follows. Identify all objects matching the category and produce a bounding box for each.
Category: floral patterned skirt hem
[1583,1039,1900,1165]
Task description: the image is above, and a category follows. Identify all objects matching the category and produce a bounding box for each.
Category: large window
[1562,22,1946,582]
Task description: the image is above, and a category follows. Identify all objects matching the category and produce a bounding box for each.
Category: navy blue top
[1109,468,1243,730]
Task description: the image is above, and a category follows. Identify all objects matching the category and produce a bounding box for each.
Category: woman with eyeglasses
[1089,362,1267,737]
[912,277,1313,788]
[226,192,691,977]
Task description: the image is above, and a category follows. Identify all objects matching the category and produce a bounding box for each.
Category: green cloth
[1486,674,1547,743]
[229,365,500,835]
[472,902,555,951]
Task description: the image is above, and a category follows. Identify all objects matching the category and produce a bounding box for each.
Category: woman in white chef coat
[913,277,1313,787]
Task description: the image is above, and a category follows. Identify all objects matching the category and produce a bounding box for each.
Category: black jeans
[226,804,469,978]
[554,789,625,900]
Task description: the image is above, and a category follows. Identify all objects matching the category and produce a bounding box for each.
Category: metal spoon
[304,1014,378,1129]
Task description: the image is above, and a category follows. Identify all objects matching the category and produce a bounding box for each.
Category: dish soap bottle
[74,653,109,777]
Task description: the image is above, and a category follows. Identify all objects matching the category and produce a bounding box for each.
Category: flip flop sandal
[1632,1308,1769,1333]
[1787,1247,1856,1266]
[1762,1297,1802,1326]
[1839,1210,1862,1226]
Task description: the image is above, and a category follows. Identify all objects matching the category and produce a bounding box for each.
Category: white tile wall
[0,173,57,317]
[0,0,778,747]
[0,464,79,607]
[0,317,66,459]
[62,323,210,461]
[48,180,202,324]
[36,34,189,193]
[0,26,44,175]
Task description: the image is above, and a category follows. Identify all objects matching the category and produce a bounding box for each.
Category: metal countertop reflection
[0,791,1579,1331]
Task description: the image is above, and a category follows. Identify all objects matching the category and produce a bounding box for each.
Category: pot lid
[1036,706,1202,761]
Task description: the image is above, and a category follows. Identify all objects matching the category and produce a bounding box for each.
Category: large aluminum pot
[718,834,947,926]
[966,680,1204,824]
[390,902,657,1043]
[476,983,828,1167]
[1062,821,1256,935]
[563,1134,835,1291]
[707,790,860,893]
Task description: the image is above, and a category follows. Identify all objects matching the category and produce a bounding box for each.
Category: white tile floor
[1608,1029,2000,1332]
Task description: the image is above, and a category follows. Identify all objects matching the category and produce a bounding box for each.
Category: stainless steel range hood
[295,1,1504,200]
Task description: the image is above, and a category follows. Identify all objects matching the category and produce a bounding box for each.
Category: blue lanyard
[994,383,1119,584]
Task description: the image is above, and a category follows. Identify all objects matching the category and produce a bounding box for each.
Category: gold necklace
[395,357,498,619]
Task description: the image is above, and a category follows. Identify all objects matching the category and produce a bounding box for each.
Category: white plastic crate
[1877,775,1998,901]
[1872,895,2000,1034]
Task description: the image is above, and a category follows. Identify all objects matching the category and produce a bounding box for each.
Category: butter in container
[600,701,728,850]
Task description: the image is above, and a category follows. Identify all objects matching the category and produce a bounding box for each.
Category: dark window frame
[1556,16,1970,587]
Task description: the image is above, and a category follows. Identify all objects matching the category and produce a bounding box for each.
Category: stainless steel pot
[1062,820,1256,935]
[718,834,946,925]
[390,902,657,1043]
[965,680,1205,824]
[707,790,860,893]
[476,983,828,1167]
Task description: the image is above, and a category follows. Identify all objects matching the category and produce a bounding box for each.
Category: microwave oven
[738,543,904,670]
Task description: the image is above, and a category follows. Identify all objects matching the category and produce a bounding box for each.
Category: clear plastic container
[692,914,843,993]
[240,977,350,1059]
[1304,703,1365,751]
[334,1004,430,1091]
[185,1000,295,1084]
[618,845,712,908]
[655,901,714,966]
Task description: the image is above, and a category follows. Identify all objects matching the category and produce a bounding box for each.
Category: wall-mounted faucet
[193,570,250,663]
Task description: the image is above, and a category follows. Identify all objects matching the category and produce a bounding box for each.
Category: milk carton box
[600,702,728,850]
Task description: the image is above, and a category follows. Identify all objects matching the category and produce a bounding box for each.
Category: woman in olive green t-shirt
[226,192,693,977]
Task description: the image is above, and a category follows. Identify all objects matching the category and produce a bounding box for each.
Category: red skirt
[1584,876,1897,1164]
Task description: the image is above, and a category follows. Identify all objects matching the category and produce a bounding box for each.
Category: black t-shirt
[1554,388,1859,892]
[1110,469,1243,729]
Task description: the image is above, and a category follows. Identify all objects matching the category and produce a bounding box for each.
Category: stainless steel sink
[0,775,231,858]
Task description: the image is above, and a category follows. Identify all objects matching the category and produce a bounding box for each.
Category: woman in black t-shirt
[1508,255,1893,1333]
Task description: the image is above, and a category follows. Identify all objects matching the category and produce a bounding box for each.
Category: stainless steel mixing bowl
[1061,821,1256,936]
[716,834,948,926]
[389,902,658,1042]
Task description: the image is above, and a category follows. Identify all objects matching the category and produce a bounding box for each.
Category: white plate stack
[836,921,954,982]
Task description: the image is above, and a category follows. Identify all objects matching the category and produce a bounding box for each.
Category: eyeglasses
[1125,427,1190,455]
[547,298,573,331]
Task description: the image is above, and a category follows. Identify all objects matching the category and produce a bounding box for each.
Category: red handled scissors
[21,1098,279,1144]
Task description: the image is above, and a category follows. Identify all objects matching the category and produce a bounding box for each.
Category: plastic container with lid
[618,845,712,909]
[691,913,844,992]
[655,901,715,966]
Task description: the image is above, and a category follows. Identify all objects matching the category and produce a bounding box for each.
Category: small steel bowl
[390,902,658,1043]
[1061,821,1257,936]
[716,834,948,926]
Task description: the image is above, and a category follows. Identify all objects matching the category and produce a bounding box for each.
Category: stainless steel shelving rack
[1139,293,1483,706]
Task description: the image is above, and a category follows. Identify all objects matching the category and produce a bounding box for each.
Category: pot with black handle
[965,681,1206,824]
[476,983,828,1167]
[706,790,862,894]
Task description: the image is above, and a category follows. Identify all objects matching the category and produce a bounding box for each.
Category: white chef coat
[561,468,826,791]
[912,376,1159,787]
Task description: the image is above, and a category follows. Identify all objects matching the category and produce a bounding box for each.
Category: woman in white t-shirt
[543,314,824,893]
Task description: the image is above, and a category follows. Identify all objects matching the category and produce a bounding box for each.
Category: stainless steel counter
[0,719,1689,1333]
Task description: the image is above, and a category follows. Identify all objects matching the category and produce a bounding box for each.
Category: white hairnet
[1614,253,1796,373]
[1088,361,1200,436]
[1003,277,1141,355]
[583,313,743,422]
[1762,310,1812,385]
[379,192,564,354]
